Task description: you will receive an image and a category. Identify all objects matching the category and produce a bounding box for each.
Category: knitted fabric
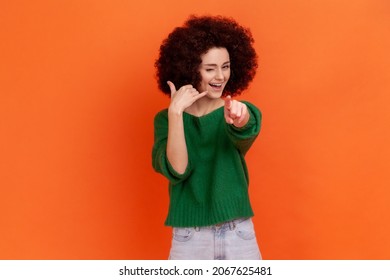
[152,101,261,227]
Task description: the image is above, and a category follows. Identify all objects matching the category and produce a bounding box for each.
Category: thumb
[167,81,176,95]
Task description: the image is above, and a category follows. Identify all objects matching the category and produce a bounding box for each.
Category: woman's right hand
[167,81,207,115]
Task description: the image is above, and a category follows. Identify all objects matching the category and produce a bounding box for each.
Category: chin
[207,86,226,97]
[206,91,223,99]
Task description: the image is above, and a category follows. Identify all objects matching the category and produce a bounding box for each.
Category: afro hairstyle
[155,15,258,97]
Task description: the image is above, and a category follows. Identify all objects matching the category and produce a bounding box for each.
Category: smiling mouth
[209,83,223,88]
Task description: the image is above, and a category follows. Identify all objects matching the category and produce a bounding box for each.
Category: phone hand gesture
[167,81,207,114]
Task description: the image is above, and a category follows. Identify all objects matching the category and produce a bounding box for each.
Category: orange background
[1,0,389,259]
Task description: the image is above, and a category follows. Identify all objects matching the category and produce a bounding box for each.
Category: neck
[185,97,224,117]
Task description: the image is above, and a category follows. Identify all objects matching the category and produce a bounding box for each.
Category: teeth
[210,83,222,87]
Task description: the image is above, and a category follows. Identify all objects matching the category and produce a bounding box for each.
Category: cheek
[200,73,212,83]
[196,76,209,91]
[199,77,211,88]
[226,70,231,80]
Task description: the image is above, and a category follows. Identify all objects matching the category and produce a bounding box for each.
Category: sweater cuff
[229,109,256,131]
[166,155,192,181]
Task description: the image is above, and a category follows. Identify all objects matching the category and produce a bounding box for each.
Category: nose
[215,68,224,80]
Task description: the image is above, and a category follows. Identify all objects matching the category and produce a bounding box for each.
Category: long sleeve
[152,104,260,227]
[152,109,192,185]
[225,101,262,156]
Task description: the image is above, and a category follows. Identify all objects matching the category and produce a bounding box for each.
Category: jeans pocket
[234,218,256,240]
[172,227,195,242]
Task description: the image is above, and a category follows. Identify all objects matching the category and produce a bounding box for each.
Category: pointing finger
[225,95,232,111]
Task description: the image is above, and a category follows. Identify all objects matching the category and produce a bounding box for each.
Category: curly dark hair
[155,15,258,97]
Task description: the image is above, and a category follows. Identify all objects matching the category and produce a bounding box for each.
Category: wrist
[168,104,183,117]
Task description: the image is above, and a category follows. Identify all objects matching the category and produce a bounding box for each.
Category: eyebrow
[202,61,230,66]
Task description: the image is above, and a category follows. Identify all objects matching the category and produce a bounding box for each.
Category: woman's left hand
[224,95,250,127]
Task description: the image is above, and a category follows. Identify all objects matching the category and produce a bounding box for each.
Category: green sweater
[152,101,261,227]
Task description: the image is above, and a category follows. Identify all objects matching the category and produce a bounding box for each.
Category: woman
[152,15,262,260]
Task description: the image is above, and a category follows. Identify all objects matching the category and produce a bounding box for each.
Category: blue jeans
[168,218,262,260]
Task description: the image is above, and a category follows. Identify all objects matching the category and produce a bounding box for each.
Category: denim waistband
[194,217,250,232]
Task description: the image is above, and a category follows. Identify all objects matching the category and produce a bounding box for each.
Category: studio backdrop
[1,0,389,259]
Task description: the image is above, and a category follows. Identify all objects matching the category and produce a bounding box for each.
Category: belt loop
[195,226,200,232]
[229,221,235,231]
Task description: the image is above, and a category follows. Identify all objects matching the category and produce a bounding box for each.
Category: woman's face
[197,47,231,98]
